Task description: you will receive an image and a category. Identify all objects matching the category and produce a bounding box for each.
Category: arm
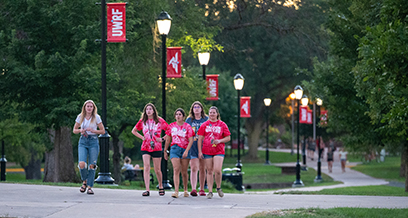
[73,122,84,134]
[183,137,194,158]
[131,126,145,141]
[198,135,204,159]
[214,135,231,145]
[163,135,171,161]
[89,122,105,135]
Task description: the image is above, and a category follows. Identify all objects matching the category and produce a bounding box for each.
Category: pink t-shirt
[135,117,168,152]
[165,122,195,149]
[197,120,231,155]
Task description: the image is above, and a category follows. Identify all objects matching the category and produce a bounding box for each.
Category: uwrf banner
[320,110,328,126]
[107,3,126,43]
[240,97,251,118]
[307,109,313,124]
[299,106,309,124]
[206,75,219,101]
[167,47,182,78]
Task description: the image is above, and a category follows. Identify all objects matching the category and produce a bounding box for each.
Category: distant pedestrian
[307,137,315,160]
[121,156,140,170]
[132,103,168,197]
[164,108,194,198]
[185,101,208,197]
[197,106,231,199]
[339,147,348,173]
[327,147,334,173]
[73,100,105,195]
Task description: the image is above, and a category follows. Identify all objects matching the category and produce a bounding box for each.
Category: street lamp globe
[198,52,210,65]
[289,92,296,100]
[156,11,172,35]
[301,95,309,106]
[316,98,323,106]
[264,98,272,107]
[234,73,245,90]
[294,85,303,100]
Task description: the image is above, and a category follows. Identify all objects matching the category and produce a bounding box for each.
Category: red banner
[167,47,182,78]
[206,74,219,101]
[307,109,313,124]
[107,3,126,43]
[320,110,328,126]
[299,106,308,124]
[240,97,251,118]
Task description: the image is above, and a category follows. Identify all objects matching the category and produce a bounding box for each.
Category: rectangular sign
[307,109,313,124]
[107,3,126,43]
[240,96,251,118]
[320,110,328,126]
[167,47,182,78]
[299,106,308,124]
[206,74,219,101]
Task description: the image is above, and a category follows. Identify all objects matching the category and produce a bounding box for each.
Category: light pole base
[1,156,7,181]
[264,160,271,165]
[157,180,172,190]
[292,180,304,188]
[314,177,323,183]
[95,173,115,184]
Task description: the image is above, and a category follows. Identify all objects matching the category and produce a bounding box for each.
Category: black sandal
[142,191,150,196]
[87,188,94,195]
[159,188,165,196]
[80,183,87,193]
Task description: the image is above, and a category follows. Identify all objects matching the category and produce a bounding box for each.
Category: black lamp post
[1,139,6,181]
[198,52,210,80]
[301,95,309,171]
[293,85,304,187]
[263,98,271,165]
[314,98,323,182]
[95,0,114,184]
[156,10,172,189]
[233,73,244,172]
[289,93,296,155]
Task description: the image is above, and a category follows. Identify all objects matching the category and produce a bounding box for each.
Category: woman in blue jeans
[73,100,105,194]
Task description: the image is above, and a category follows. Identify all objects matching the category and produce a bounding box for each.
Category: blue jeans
[78,135,99,187]
[169,145,191,159]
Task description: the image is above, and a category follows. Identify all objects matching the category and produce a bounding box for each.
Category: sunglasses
[193,106,201,109]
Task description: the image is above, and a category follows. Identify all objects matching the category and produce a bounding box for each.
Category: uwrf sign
[107,3,126,43]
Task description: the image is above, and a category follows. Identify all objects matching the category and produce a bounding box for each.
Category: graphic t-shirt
[186,116,208,143]
[75,115,102,135]
[165,122,195,149]
[197,120,231,155]
[135,117,168,152]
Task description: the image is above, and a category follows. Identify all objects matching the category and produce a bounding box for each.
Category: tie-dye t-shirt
[135,117,168,152]
[197,120,231,155]
[165,122,195,149]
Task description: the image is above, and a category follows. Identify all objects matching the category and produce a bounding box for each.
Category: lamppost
[1,138,6,181]
[289,93,296,155]
[314,98,323,182]
[198,51,210,80]
[95,0,114,184]
[233,73,244,172]
[156,10,172,189]
[301,95,309,171]
[292,85,304,187]
[263,98,271,165]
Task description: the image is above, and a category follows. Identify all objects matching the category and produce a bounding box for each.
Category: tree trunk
[23,151,42,180]
[246,120,264,159]
[43,126,80,183]
[401,146,406,178]
[112,134,121,184]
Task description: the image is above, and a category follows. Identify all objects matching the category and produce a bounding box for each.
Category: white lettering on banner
[241,101,248,114]
[169,53,179,73]
[209,79,217,97]
[112,9,123,36]
[301,108,307,121]
[205,125,221,134]
[307,112,312,123]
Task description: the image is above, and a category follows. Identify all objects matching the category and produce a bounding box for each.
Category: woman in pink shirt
[164,108,194,198]
[197,106,231,199]
[132,103,168,197]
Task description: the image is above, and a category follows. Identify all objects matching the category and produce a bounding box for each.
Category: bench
[122,169,154,184]
[274,163,297,175]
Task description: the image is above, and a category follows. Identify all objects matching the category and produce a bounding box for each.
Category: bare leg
[181,159,190,192]
[205,157,214,193]
[152,157,163,189]
[199,158,206,191]
[142,155,151,191]
[213,156,224,189]
[189,158,199,190]
[171,158,181,192]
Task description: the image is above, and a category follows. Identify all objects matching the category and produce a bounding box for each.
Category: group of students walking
[73,100,231,199]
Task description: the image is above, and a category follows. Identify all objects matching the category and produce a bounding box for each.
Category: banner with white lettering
[206,74,219,101]
[167,47,182,78]
[320,110,328,127]
[299,106,308,124]
[107,3,126,43]
[240,97,251,118]
[307,109,313,124]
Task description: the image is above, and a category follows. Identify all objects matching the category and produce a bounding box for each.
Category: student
[185,101,208,196]
[132,103,168,196]
[339,147,348,173]
[164,108,194,198]
[73,100,105,195]
[327,147,334,173]
[122,156,140,170]
[197,106,231,199]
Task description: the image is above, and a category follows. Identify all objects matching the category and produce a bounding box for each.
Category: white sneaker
[207,192,213,199]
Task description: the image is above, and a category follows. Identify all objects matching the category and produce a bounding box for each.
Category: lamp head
[234,73,245,90]
[198,52,210,65]
[294,85,303,100]
[301,95,309,106]
[289,93,296,100]
[156,11,172,35]
[264,98,272,107]
[316,98,323,106]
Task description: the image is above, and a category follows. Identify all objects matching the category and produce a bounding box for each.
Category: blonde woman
[73,100,105,195]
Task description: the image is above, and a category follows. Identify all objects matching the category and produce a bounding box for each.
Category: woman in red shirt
[197,106,231,199]
[132,103,168,197]
[164,108,194,198]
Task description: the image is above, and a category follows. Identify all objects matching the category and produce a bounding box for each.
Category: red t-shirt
[197,120,231,155]
[135,117,168,152]
[165,122,195,149]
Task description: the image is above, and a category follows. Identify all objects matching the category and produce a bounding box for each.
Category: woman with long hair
[164,108,194,198]
[197,106,231,199]
[73,100,105,195]
[132,103,168,196]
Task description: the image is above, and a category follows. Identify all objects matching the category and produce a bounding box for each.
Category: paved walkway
[0,148,407,218]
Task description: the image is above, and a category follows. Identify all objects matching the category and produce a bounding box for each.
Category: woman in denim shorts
[73,100,105,195]
[197,106,231,199]
[164,108,194,198]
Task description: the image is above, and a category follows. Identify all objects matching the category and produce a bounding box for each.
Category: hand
[164,152,168,161]
[182,151,188,159]
[198,152,204,159]
[214,139,220,145]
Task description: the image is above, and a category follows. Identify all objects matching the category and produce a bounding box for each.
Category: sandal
[142,191,150,196]
[80,183,87,193]
[87,188,94,195]
[159,188,165,196]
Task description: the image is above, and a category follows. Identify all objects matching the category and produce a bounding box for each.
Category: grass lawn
[351,156,405,183]
[247,208,408,218]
